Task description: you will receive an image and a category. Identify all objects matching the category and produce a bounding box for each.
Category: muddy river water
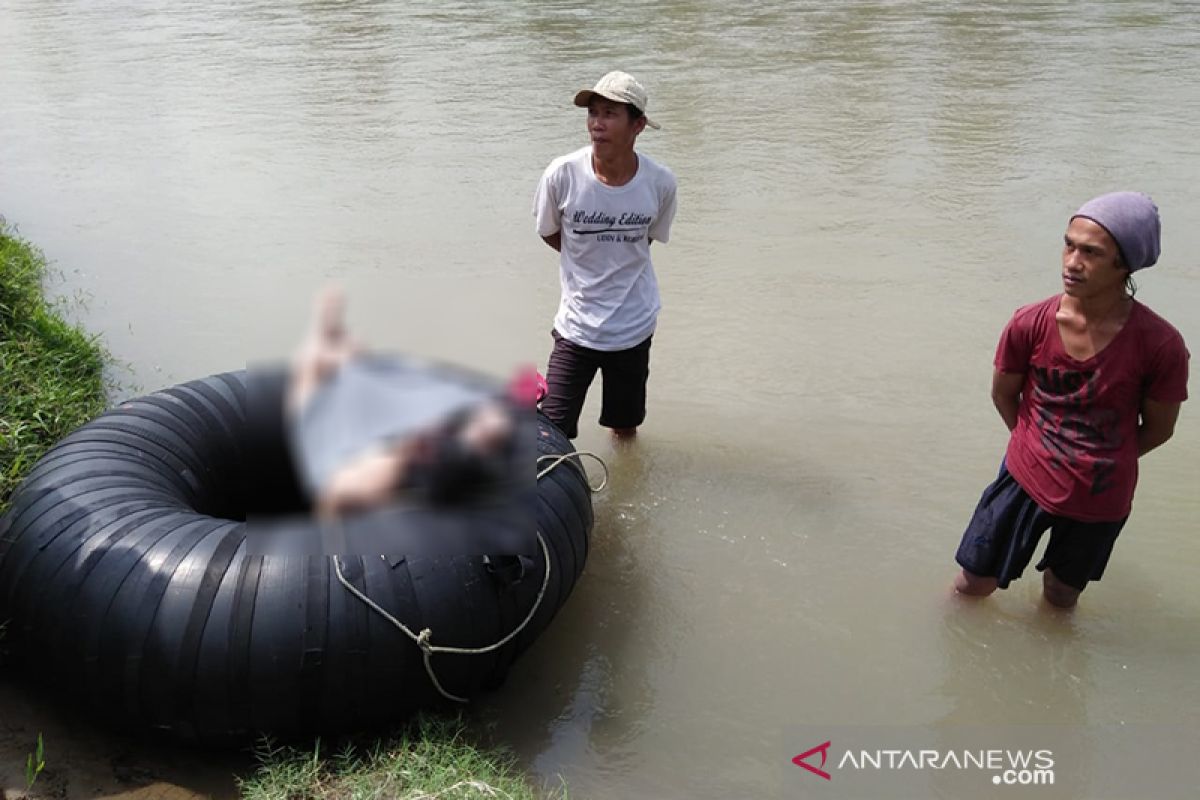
[2,2,1199,798]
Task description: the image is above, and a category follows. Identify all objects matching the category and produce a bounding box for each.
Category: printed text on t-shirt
[1030,366,1121,495]
[571,210,653,240]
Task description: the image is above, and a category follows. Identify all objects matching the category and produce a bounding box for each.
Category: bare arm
[541,232,561,252]
[316,450,404,517]
[991,369,1024,432]
[1137,398,1181,457]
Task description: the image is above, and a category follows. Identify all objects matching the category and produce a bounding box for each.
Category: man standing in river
[953,192,1189,608]
[534,70,677,440]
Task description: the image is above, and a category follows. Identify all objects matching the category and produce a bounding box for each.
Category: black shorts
[955,463,1126,591]
[540,329,651,439]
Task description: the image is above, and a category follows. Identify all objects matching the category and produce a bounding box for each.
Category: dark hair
[1113,251,1138,297]
[416,406,513,505]
[587,95,644,125]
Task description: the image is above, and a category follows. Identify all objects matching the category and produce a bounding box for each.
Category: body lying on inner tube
[285,287,542,517]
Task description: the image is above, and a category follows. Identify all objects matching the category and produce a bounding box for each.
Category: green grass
[0,220,109,517]
[239,715,566,800]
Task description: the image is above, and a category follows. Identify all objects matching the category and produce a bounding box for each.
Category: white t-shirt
[534,146,677,351]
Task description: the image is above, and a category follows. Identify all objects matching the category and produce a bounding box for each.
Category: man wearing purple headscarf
[953,192,1189,608]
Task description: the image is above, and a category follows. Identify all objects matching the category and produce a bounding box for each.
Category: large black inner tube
[0,366,592,743]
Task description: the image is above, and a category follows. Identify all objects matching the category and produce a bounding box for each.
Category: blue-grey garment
[291,357,491,496]
[1072,191,1161,272]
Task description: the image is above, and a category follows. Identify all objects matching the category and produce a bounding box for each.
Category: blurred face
[587,96,645,158]
[1061,217,1129,300]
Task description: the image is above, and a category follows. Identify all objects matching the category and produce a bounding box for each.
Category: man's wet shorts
[541,329,651,439]
[955,463,1126,591]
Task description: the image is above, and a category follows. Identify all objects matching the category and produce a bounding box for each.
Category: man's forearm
[1136,425,1173,458]
[542,232,562,252]
[993,396,1020,432]
[1135,399,1182,458]
[990,371,1026,434]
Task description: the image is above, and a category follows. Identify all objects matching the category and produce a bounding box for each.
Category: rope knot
[417,628,434,653]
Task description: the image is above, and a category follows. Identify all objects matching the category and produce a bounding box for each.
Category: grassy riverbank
[0,224,562,800]
[240,715,563,800]
[0,222,108,517]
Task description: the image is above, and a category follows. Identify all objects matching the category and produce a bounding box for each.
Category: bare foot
[288,287,362,415]
[315,285,348,344]
[304,287,364,377]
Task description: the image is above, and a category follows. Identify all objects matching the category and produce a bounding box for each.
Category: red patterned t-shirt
[996,295,1189,521]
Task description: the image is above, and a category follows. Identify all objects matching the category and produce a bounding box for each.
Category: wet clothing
[540,329,651,439]
[956,462,1126,590]
[996,295,1189,522]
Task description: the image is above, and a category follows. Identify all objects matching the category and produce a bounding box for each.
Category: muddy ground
[0,675,249,800]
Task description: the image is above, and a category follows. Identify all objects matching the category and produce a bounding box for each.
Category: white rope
[329,448,607,703]
[537,450,609,492]
[333,530,550,703]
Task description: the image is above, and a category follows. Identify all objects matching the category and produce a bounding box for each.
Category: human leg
[289,288,404,514]
[288,287,363,416]
[1041,569,1081,609]
[598,335,651,438]
[541,330,599,439]
[1036,516,1126,608]
[953,464,1055,596]
[954,569,999,597]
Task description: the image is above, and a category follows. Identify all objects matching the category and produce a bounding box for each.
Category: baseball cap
[573,71,661,130]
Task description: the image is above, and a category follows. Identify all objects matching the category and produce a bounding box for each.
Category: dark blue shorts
[955,463,1126,591]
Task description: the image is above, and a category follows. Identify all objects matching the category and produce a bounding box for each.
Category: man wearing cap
[953,192,1189,608]
[533,70,677,440]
